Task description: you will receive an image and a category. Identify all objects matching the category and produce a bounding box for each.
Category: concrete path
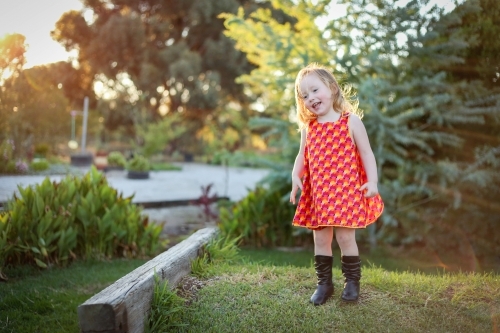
[0,163,271,204]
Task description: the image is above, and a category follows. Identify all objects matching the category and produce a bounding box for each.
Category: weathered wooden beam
[77,227,219,333]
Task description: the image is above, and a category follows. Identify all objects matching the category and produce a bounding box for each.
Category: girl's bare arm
[290,129,307,204]
[350,115,379,198]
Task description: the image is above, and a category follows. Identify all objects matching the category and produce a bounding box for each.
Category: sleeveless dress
[292,112,384,230]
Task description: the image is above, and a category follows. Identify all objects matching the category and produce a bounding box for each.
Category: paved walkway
[0,163,271,204]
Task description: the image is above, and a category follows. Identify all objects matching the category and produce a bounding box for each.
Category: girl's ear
[331,85,338,99]
[331,83,338,95]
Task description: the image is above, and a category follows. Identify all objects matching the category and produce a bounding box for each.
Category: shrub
[0,166,162,270]
[15,160,29,174]
[218,182,311,248]
[4,161,16,174]
[107,151,127,168]
[127,154,150,172]
[34,143,50,158]
[0,139,15,160]
[0,140,15,174]
[139,114,187,158]
[30,159,50,172]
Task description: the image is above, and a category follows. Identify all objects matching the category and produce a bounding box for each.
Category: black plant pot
[127,170,150,179]
[104,166,125,172]
[183,153,194,162]
[70,153,93,167]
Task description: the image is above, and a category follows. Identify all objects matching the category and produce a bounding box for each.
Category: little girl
[290,63,384,305]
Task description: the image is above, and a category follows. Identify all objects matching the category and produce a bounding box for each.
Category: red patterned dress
[292,112,384,230]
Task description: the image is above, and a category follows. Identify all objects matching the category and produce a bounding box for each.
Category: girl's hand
[290,175,303,204]
[360,182,378,198]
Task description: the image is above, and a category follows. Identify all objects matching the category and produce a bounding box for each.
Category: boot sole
[310,292,334,305]
[341,297,359,303]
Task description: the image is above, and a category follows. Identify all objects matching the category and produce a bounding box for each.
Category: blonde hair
[294,63,362,130]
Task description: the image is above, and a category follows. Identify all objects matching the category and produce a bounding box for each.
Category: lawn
[0,259,148,333]
[0,246,498,333]
[172,247,500,333]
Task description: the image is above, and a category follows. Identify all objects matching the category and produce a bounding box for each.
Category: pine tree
[332,0,500,256]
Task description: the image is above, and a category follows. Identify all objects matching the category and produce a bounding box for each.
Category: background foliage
[49,0,296,155]
[220,0,500,263]
[1,1,290,160]
[0,0,499,266]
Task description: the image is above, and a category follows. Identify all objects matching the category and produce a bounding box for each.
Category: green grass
[172,248,500,333]
[150,162,182,171]
[238,246,499,275]
[1,246,498,333]
[0,259,148,333]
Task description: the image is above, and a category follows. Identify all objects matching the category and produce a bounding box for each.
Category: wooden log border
[77,227,219,333]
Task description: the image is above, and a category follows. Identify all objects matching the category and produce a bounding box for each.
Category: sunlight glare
[0,0,83,68]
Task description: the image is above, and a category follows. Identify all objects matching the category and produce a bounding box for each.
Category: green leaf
[35,192,44,218]
[34,258,47,268]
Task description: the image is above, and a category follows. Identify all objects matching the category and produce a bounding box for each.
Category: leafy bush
[1,160,28,175]
[3,161,16,174]
[34,143,50,158]
[15,160,29,173]
[139,114,187,158]
[0,140,15,174]
[0,166,162,270]
[107,151,127,168]
[218,178,311,248]
[127,154,150,171]
[30,159,50,172]
[0,139,15,160]
[0,140,29,174]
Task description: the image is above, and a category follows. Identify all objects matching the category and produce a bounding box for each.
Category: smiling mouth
[312,102,321,109]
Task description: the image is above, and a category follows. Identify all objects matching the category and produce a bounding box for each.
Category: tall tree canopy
[0,33,27,135]
[50,0,292,150]
[0,34,96,156]
[442,0,500,87]
[0,63,73,157]
[0,33,26,84]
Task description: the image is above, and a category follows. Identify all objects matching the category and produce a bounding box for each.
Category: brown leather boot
[341,255,361,302]
[310,255,334,305]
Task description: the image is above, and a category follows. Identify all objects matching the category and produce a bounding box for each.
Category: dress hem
[292,203,384,230]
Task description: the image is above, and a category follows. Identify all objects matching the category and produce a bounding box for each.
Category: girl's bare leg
[335,227,358,256]
[313,227,334,256]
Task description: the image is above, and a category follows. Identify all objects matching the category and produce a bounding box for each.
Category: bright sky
[0,0,83,68]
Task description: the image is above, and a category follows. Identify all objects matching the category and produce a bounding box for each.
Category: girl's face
[299,73,335,118]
